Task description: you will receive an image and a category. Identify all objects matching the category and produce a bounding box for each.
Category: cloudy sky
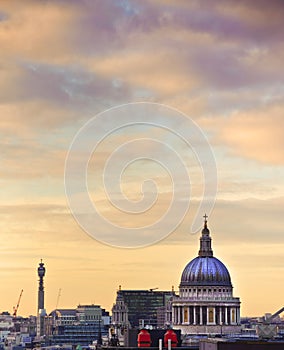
[1,0,284,317]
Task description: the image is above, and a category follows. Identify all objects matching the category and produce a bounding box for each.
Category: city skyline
[0,0,284,317]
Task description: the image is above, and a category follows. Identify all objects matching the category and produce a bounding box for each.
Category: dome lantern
[198,214,213,257]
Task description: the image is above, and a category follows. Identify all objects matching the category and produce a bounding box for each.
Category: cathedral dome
[180,256,232,287]
[180,215,232,288]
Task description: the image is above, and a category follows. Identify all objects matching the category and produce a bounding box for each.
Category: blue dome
[180,256,232,287]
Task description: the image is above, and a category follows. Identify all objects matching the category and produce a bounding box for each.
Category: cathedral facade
[171,216,241,335]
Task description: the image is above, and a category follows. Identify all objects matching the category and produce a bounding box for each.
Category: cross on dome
[203,213,208,228]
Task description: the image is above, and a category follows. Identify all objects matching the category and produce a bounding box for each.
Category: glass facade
[49,322,108,346]
[117,290,174,328]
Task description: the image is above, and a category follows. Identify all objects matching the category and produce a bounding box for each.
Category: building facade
[77,304,102,323]
[112,288,175,329]
[46,305,110,346]
[171,216,241,335]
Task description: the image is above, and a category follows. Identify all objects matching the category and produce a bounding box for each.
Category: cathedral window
[208,308,214,323]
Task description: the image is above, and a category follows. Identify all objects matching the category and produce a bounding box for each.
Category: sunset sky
[1,0,284,318]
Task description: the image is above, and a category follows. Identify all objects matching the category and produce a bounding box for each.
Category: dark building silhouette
[112,288,175,329]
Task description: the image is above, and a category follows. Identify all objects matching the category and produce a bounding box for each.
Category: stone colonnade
[172,305,240,325]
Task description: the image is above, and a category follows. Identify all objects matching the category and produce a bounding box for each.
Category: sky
[0,0,284,318]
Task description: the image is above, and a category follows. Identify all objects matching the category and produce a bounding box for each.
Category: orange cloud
[218,102,284,165]
[0,1,78,63]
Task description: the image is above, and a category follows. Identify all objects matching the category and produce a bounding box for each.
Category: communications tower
[38,259,46,312]
[37,260,46,337]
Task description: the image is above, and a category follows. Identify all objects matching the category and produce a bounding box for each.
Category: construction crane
[13,289,23,317]
[56,288,61,310]
[257,306,284,339]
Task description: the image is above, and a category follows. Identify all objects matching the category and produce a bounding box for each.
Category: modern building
[171,216,241,335]
[77,304,102,323]
[112,288,175,329]
[48,309,77,327]
[46,305,110,347]
[48,323,104,347]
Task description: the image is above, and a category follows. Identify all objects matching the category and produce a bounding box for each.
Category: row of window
[183,288,230,293]
[79,315,101,320]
